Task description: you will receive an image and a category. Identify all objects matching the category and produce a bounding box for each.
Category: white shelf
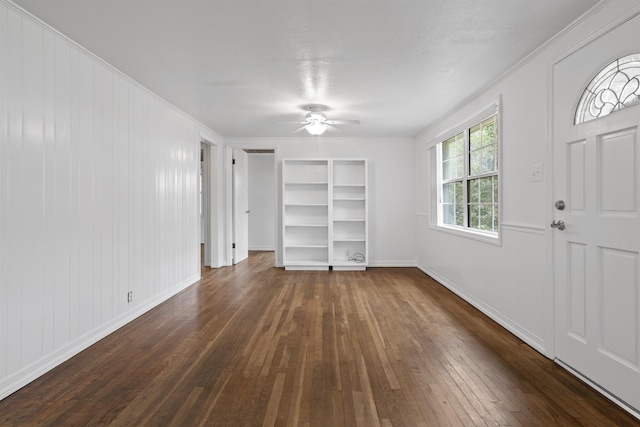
[285,181,328,185]
[285,203,329,206]
[285,261,330,271]
[333,218,365,222]
[286,261,328,266]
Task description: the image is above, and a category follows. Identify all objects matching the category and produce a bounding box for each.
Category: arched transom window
[575,53,640,124]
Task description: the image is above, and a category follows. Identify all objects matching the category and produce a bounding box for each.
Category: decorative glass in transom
[575,53,640,124]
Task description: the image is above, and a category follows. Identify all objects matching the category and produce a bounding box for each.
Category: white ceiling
[13,0,600,138]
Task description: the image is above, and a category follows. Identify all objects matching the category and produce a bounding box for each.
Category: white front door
[553,14,640,410]
[232,149,249,264]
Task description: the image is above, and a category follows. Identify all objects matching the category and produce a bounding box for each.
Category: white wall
[226,137,417,267]
[248,153,276,251]
[0,1,222,399]
[414,0,640,355]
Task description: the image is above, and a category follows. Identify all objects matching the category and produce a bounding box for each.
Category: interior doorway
[247,151,276,252]
[232,148,249,264]
[200,146,205,265]
[230,148,277,266]
[201,140,221,268]
[200,142,210,267]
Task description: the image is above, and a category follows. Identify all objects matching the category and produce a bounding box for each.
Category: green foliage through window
[438,114,499,234]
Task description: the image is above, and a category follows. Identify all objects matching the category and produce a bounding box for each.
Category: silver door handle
[550,220,565,231]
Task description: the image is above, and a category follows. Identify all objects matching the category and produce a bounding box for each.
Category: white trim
[500,222,546,235]
[430,98,503,245]
[555,359,640,421]
[425,99,500,149]
[417,265,547,355]
[249,246,275,251]
[550,6,640,72]
[368,260,417,268]
[544,56,557,358]
[226,145,280,268]
[0,274,200,401]
[428,223,501,246]
[224,147,234,266]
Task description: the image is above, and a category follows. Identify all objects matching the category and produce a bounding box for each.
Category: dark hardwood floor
[0,251,638,426]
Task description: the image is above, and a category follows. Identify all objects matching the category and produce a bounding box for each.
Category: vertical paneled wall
[0,3,202,398]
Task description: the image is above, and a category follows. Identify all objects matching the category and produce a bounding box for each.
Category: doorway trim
[200,135,222,268]
[224,144,279,267]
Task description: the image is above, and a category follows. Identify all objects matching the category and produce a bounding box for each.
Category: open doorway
[201,140,221,269]
[232,149,249,264]
[200,142,210,268]
[247,150,276,252]
[200,146,205,265]
[230,148,276,265]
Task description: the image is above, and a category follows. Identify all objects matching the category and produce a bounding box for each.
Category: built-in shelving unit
[331,159,368,271]
[282,158,367,271]
[283,159,330,270]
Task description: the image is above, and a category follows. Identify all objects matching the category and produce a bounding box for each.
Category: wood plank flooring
[1,251,638,426]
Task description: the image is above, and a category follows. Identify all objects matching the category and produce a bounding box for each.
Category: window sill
[429,223,502,246]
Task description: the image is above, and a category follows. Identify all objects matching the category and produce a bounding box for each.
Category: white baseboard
[248,246,275,251]
[417,265,546,354]
[0,274,200,401]
[367,260,417,267]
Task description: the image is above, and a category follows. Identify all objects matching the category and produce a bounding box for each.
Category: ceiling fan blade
[325,124,341,133]
[276,121,309,125]
[292,126,308,133]
[325,119,360,125]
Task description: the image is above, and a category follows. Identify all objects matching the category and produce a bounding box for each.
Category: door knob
[555,200,565,210]
[550,220,565,231]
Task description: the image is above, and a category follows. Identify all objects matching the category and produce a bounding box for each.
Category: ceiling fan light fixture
[305,121,327,136]
[276,104,357,135]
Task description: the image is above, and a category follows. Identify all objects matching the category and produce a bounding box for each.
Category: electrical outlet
[127,291,133,303]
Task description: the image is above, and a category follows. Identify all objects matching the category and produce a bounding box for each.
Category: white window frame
[429,100,502,245]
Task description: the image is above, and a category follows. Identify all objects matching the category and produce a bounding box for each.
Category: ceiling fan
[278,105,360,136]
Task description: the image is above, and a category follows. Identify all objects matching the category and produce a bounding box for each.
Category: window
[575,53,640,124]
[437,113,499,236]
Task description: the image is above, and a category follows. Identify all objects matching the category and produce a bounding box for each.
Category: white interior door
[553,14,640,410]
[232,149,249,264]
[200,148,205,245]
